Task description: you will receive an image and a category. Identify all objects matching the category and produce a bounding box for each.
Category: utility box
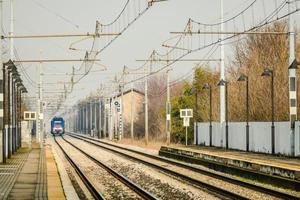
[21,121,32,149]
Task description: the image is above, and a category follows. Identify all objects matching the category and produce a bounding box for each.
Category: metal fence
[194,121,300,156]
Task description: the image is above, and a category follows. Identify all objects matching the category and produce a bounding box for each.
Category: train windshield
[54,121,62,127]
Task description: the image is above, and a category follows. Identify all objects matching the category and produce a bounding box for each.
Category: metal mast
[220,0,225,147]
[288,0,296,156]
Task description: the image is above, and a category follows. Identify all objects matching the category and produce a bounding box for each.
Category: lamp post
[12,73,20,152]
[217,79,228,149]
[7,62,15,158]
[20,86,27,148]
[191,87,198,145]
[203,83,213,147]
[2,62,7,163]
[237,74,250,152]
[7,64,16,158]
[16,81,23,149]
[261,68,275,154]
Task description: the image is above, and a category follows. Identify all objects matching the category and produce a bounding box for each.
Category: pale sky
[2,0,300,118]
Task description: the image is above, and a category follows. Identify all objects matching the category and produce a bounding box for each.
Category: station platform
[159,145,300,187]
[0,140,66,200]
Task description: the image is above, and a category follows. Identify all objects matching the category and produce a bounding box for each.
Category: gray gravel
[55,137,142,199]
[66,135,283,200]
[66,135,221,200]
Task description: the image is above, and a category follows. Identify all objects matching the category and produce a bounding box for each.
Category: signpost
[23,111,36,121]
[180,109,193,146]
[114,99,123,140]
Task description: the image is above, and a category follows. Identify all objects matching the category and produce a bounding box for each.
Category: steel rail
[67,133,249,200]
[53,136,105,200]
[68,133,300,200]
[61,136,158,200]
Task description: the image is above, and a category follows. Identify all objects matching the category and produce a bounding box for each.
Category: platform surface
[160,145,300,180]
[0,140,66,200]
[183,146,300,170]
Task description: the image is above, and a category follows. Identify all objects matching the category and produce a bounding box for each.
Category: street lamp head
[16,82,22,88]
[23,88,28,93]
[217,79,227,86]
[12,71,19,77]
[6,60,16,71]
[11,65,17,72]
[261,68,273,77]
[202,83,210,90]
[237,74,248,82]
[15,77,22,83]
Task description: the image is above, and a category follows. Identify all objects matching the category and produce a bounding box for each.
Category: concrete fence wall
[194,121,300,156]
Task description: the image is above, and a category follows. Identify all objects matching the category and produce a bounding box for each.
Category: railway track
[67,132,300,200]
[55,135,158,200]
[54,136,104,200]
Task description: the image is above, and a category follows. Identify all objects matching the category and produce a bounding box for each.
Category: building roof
[116,89,144,98]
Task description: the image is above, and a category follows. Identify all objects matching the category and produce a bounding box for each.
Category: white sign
[183,117,190,127]
[114,100,121,113]
[24,111,36,121]
[114,99,123,139]
[180,109,193,118]
[39,113,44,120]
[180,109,193,146]
[105,103,110,110]
[166,114,171,121]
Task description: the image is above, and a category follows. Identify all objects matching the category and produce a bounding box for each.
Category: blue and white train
[51,117,65,135]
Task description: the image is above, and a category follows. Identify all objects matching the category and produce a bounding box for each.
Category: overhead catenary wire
[67,1,158,99]
[30,0,80,29]
[122,0,298,87]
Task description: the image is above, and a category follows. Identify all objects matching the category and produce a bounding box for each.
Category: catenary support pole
[120,81,124,140]
[225,82,228,149]
[7,0,13,159]
[89,102,92,134]
[209,86,212,147]
[166,67,171,145]
[7,65,11,158]
[246,77,249,151]
[144,56,150,145]
[12,77,15,153]
[195,87,198,145]
[0,0,4,163]
[220,0,225,148]
[109,98,113,140]
[99,98,102,138]
[86,102,88,134]
[40,54,43,148]
[104,99,107,138]
[130,83,134,142]
[288,0,296,156]
[17,86,21,148]
[271,72,275,154]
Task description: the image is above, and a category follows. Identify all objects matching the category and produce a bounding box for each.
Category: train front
[51,117,65,135]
